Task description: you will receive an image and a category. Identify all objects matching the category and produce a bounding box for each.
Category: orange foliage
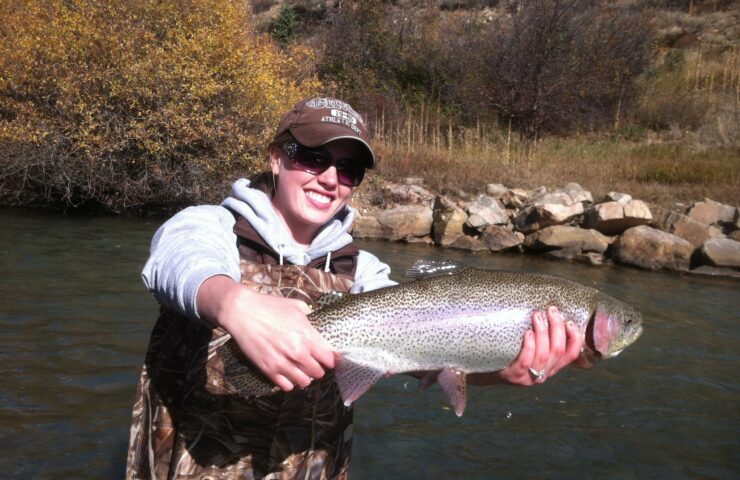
[0,0,321,211]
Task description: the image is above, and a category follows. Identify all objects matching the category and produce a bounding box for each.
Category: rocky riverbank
[350,179,740,279]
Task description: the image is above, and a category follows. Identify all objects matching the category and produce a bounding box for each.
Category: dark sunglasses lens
[293,149,330,173]
[336,161,364,187]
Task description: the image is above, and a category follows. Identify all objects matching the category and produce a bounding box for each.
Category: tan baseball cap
[273,97,376,168]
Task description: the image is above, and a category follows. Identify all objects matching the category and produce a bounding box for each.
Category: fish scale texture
[311,268,637,374]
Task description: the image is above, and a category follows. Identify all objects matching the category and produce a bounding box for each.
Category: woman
[126,97,582,479]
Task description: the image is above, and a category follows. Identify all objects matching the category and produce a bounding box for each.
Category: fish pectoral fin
[334,355,386,408]
[437,369,468,417]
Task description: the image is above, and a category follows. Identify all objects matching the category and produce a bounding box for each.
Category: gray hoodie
[142,177,396,319]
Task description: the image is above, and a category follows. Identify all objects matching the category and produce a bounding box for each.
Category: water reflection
[0,209,738,479]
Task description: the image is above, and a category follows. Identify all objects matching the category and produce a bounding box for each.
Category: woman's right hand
[196,275,338,392]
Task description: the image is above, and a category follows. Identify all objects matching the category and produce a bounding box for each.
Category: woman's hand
[197,275,337,392]
[468,306,583,386]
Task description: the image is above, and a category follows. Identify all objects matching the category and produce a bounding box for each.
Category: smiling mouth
[306,190,332,205]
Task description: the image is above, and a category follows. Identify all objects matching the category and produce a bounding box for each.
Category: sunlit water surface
[1,208,738,479]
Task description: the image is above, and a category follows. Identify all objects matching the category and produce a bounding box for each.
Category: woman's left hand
[468,306,583,386]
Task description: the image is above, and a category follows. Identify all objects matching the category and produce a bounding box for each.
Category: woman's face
[270,138,365,246]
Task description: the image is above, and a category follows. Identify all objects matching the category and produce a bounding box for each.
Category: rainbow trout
[222,261,643,416]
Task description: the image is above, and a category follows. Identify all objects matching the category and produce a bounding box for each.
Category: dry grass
[369,129,739,209]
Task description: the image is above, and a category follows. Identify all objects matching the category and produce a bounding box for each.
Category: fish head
[589,296,643,359]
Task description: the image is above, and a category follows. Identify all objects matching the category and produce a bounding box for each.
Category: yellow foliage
[0,0,322,210]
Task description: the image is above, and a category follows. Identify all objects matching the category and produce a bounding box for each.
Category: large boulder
[514,202,584,233]
[352,214,384,239]
[583,200,652,235]
[465,195,509,232]
[612,226,694,271]
[523,226,612,253]
[699,238,740,269]
[671,215,724,248]
[379,204,433,241]
[481,225,522,252]
[687,198,737,229]
[432,195,467,246]
[650,206,723,248]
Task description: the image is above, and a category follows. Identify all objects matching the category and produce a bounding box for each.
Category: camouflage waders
[126,217,359,479]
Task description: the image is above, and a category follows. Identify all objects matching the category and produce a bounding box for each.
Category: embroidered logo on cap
[305,98,365,135]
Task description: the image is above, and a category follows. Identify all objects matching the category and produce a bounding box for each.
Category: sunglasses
[281,141,365,187]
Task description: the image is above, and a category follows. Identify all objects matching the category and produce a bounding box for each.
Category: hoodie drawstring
[324,251,332,273]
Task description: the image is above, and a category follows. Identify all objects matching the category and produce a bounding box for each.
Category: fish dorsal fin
[334,354,387,407]
[405,259,468,279]
[315,291,346,309]
[437,369,468,417]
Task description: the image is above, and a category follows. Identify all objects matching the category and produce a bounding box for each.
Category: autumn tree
[0,0,320,212]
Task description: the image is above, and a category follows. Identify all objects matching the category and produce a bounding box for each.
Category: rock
[605,192,632,205]
[687,198,737,227]
[562,182,594,205]
[689,265,740,279]
[501,188,528,209]
[481,225,521,252]
[381,182,434,205]
[728,230,740,242]
[612,226,694,271]
[671,215,724,248]
[651,205,682,232]
[514,202,584,233]
[465,196,508,232]
[375,204,433,241]
[352,214,384,239]
[649,205,725,247]
[485,183,508,197]
[700,238,740,269]
[584,200,653,235]
[448,234,488,252]
[432,195,467,246]
[544,248,605,266]
[523,226,612,253]
[530,183,593,206]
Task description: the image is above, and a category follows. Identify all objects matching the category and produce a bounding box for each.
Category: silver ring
[528,367,545,380]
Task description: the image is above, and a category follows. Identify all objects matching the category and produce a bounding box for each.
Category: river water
[1,207,738,479]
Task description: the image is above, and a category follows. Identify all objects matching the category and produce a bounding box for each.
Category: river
[1,207,738,479]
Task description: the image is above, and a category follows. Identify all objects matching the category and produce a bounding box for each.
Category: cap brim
[290,124,376,169]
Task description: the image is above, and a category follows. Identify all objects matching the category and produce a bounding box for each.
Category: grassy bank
[368,133,739,208]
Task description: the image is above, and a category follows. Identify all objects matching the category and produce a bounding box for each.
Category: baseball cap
[273,97,376,168]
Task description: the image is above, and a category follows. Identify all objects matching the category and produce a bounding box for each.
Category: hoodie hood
[221,177,356,266]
